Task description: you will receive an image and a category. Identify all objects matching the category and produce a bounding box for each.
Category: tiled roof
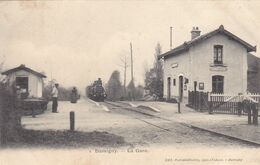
[159,25,257,59]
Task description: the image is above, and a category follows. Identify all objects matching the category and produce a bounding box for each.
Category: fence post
[188,91,191,106]
[191,91,194,108]
[237,102,242,116]
[70,111,75,131]
[178,101,181,113]
[247,102,252,125]
[194,91,198,111]
[208,93,213,114]
[198,92,201,112]
[252,103,258,125]
[32,107,35,118]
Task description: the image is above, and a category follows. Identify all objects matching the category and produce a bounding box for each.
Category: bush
[0,82,22,145]
[43,81,74,101]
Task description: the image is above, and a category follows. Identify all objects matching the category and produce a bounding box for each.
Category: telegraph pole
[130,42,133,82]
[130,42,134,101]
[118,55,129,96]
[124,55,127,95]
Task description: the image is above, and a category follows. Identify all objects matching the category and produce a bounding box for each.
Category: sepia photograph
[0,0,260,164]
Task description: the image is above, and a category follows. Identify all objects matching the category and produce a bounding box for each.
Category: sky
[0,0,260,93]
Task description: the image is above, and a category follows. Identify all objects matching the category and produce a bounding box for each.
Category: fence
[188,91,209,111]
[209,93,260,115]
[188,91,260,115]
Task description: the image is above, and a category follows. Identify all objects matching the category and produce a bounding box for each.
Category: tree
[144,43,164,100]
[134,85,144,100]
[118,53,129,96]
[106,70,123,101]
[0,56,22,144]
[127,79,135,101]
[43,80,73,101]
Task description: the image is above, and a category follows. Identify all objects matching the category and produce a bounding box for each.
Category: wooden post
[209,101,212,114]
[252,103,258,125]
[208,92,212,114]
[247,103,252,125]
[237,102,242,116]
[31,103,35,118]
[198,92,201,112]
[178,102,181,113]
[32,108,35,118]
[70,111,75,131]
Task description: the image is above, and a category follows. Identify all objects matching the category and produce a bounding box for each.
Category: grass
[3,129,127,149]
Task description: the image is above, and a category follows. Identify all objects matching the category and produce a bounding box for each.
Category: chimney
[191,26,201,40]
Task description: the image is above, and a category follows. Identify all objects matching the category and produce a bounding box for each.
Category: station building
[159,25,257,102]
[2,64,46,98]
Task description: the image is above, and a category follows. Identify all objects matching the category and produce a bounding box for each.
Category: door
[179,76,183,102]
[167,77,171,100]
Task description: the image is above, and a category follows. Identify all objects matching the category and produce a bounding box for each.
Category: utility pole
[130,42,134,101]
[130,42,133,82]
[118,54,129,96]
[170,26,173,50]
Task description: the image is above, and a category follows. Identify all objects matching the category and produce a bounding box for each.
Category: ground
[19,98,257,149]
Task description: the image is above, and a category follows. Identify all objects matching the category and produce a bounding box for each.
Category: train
[86,78,107,102]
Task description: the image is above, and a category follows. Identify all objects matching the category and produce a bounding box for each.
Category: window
[16,77,28,91]
[173,79,176,86]
[214,45,223,64]
[212,75,224,93]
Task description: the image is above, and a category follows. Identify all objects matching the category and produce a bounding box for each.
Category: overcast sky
[0,1,260,92]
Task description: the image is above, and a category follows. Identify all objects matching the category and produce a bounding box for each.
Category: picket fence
[188,91,260,115]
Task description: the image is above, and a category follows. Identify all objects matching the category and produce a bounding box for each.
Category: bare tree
[118,53,129,96]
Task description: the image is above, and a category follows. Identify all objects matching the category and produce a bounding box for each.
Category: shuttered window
[214,45,223,64]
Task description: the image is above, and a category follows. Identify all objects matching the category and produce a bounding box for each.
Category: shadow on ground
[2,129,128,149]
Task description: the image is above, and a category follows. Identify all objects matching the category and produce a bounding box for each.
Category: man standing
[52,83,59,113]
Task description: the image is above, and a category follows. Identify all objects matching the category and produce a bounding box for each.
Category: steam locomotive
[86,78,107,102]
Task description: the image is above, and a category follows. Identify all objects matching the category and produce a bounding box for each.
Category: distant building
[159,25,256,102]
[248,53,260,93]
[2,64,46,98]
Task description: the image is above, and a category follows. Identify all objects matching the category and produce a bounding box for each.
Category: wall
[190,34,247,94]
[163,50,190,99]
[163,33,249,99]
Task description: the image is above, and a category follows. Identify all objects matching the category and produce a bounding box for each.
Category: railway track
[103,101,171,132]
[103,101,260,147]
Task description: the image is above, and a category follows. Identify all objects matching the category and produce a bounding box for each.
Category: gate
[209,93,260,115]
[188,91,209,111]
[188,91,260,115]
